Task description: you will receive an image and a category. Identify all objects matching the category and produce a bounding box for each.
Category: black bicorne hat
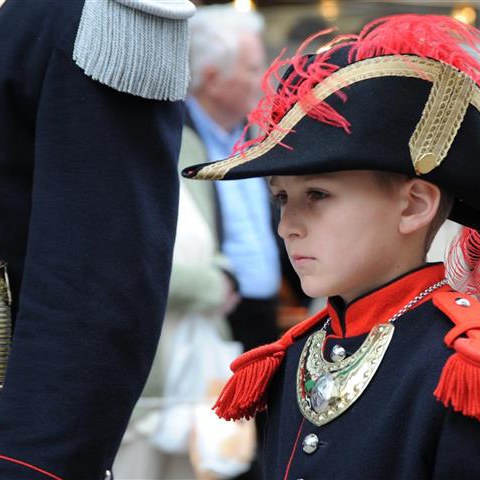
[182,14,480,229]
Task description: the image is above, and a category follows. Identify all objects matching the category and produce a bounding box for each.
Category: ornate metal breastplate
[0,261,12,390]
[297,323,395,427]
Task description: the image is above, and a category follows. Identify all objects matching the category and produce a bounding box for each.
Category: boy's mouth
[291,255,316,267]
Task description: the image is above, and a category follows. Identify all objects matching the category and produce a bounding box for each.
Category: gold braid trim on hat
[410,64,474,175]
[192,55,480,180]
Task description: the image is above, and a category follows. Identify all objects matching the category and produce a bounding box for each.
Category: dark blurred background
[195,1,479,57]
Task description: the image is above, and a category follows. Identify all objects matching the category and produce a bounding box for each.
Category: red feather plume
[446,227,480,298]
[233,14,480,154]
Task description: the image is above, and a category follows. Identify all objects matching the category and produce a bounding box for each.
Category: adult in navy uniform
[0,0,194,478]
[183,14,480,480]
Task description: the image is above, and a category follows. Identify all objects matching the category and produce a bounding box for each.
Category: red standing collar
[328,263,448,337]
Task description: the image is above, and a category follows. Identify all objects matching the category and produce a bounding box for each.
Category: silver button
[456,298,471,307]
[104,470,113,480]
[302,433,319,454]
[331,344,346,362]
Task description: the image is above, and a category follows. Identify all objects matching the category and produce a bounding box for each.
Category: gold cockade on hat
[410,62,475,175]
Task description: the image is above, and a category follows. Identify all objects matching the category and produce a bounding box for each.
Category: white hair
[188,5,264,92]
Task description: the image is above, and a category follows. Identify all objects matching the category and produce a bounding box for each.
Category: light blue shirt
[187,97,281,298]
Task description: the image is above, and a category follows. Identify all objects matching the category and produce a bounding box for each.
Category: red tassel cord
[433,292,480,420]
[213,342,286,421]
[434,337,480,420]
[446,227,480,298]
[213,309,326,421]
[233,14,480,155]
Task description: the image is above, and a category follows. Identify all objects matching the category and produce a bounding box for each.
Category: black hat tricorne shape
[182,14,480,230]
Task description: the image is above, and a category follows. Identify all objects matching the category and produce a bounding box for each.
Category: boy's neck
[340,257,427,304]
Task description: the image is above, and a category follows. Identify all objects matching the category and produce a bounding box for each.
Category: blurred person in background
[0,0,192,479]
[186,6,284,479]
[187,4,281,356]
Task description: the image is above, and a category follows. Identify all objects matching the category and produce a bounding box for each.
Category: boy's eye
[307,189,328,201]
[271,191,287,207]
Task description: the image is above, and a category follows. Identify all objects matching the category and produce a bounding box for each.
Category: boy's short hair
[373,171,454,252]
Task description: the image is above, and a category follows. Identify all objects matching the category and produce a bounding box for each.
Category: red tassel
[434,339,480,421]
[213,342,286,420]
[213,309,327,421]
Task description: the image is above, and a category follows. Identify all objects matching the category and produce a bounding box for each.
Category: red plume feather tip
[233,14,480,155]
[446,227,480,298]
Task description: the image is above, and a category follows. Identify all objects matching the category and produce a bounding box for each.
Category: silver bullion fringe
[73,0,190,101]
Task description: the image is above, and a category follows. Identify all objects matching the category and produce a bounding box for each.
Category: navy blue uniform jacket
[0,0,182,478]
[264,264,480,479]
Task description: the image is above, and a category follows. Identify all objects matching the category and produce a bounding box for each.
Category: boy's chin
[299,279,332,299]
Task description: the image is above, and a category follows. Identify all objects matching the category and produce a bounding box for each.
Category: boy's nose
[277,206,306,240]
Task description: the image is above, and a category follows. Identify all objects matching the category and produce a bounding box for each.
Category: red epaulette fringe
[213,309,327,421]
[433,291,480,421]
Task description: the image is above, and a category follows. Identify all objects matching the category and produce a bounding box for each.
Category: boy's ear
[398,178,441,235]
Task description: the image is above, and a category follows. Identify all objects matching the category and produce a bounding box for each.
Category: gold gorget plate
[297,323,395,427]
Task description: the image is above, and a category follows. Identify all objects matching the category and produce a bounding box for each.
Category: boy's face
[270,171,413,303]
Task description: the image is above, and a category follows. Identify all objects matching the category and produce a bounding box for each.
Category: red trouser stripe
[0,455,64,480]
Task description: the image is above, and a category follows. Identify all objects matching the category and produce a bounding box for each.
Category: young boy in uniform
[183,14,480,479]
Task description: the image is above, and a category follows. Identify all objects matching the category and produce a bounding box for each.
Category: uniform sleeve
[0,10,183,480]
[432,410,480,479]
